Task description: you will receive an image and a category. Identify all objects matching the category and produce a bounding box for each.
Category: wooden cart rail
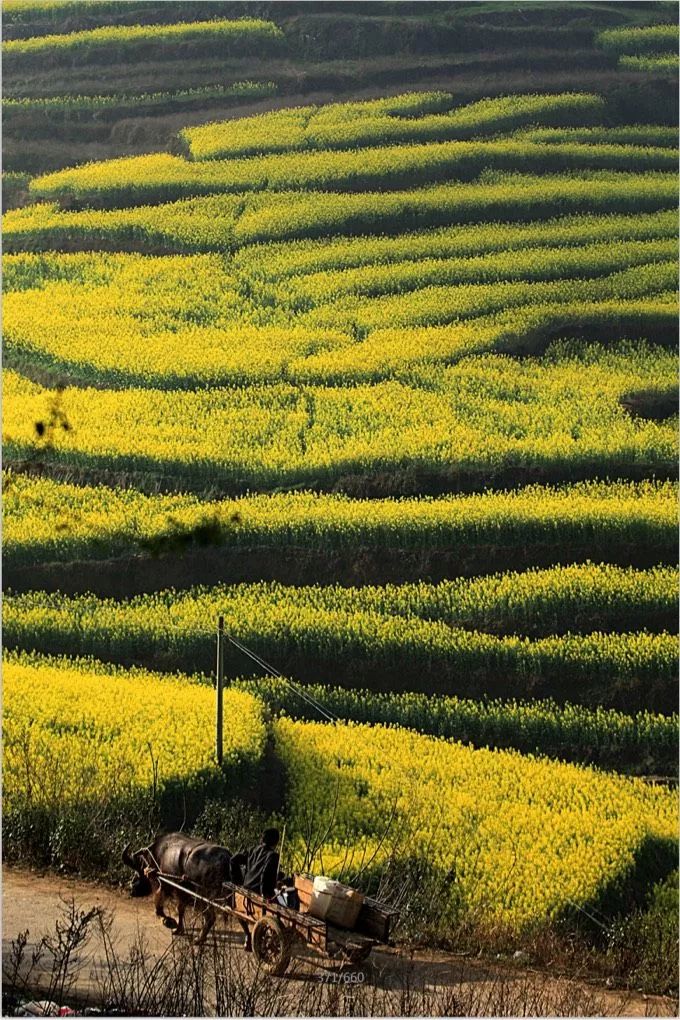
[154,872,395,977]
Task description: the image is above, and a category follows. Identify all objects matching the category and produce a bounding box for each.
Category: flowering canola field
[5,172,677,251]
[3,567,676,711]
[5,473,675,572]
[4,649,675,932]
[250,676,678,775]
[2,69,678,933]
[4,343,676,493]
[3,575,676,709]
[275,717,676,931]
[2,17,284,68]
[3,652,266,814]
[596,23,679,72]
[21,89,678,208]
[180,92,605,159]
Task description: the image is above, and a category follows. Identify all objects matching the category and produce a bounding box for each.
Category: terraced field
[4,651,266,811]
[4,568,677,710]
[276,715,676,934]
[2,0,678,992]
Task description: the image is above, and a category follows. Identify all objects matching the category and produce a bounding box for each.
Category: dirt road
[2,867,676,1017]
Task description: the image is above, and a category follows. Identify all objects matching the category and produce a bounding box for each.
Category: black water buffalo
[123,832,231,943]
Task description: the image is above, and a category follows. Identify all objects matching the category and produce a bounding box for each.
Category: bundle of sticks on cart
[146,866,398,977]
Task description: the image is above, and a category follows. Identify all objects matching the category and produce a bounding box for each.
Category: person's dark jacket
[232,843,279,898]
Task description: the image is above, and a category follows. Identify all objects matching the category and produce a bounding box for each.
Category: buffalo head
[122,843,152,897]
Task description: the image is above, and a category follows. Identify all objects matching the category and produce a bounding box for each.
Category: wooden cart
[155,872,398,977]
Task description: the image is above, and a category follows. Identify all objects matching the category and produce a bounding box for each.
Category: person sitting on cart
[231,828,284,952]
[243,828,281,896]
[231,827,281,899]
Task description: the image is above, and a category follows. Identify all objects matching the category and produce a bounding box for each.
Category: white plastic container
[308,876,364,930]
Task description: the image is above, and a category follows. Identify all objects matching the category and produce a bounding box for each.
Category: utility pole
[215,615,224,766]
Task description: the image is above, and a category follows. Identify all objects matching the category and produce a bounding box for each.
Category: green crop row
[10,209,677,289]
[257,564,677,635]
[181,91,454,159]
[4,0,124,19]
[1,171,31,210]
[274,238,677,310]
[5,173,677,253]
[620,54,678,73]
[234,209,678,284]
[514,125,678,147]
[301,261,677,333]
[29,141,678,209]
[596,23,677,75]
[2,81,276,125]
[3,582,676,711]
[1,0,264,33]
[12,560,679,638]
[16,561,676,639]
[4,343,676,494]
[2,194,243,254]
[597,24,678,56]
[5,474,675,576]
[181,92,605,160]
[233,172,679,247]
[242,676,678,776]
[2,18,286,69]
[477,299,677,356]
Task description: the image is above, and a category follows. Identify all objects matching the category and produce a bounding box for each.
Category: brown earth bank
[5,538,676,598]
[4,457,677,502]
[2,867,677,1017]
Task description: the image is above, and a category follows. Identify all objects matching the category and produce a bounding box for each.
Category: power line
[222,629,339,725]
[43,599,341,729]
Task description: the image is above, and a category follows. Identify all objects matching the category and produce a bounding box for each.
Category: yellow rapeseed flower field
[275,717,677,931]
[5,173,676,251]
[4,473,675,570]
[3,653,266,812]
[181,92,605,160]
[27,141,678,208]
[4,239,676,386]
[4,569,675,709]
[3,342,676,490]
[2,17,284,65]
[2,71,678,933]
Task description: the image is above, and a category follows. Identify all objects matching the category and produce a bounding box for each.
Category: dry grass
[4,897,652,1017]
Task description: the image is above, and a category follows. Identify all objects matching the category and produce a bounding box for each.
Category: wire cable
[223,629,339,724]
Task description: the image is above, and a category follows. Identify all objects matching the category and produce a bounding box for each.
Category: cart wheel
[252,917,292,976]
